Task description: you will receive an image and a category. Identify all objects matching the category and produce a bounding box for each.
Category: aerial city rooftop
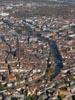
[0,0,75,100]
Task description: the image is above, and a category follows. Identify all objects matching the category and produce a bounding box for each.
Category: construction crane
[45,51,52,82]
[16,36,20,69]
[0,35,17,64]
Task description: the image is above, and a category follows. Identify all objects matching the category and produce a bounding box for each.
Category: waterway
[49,40,63,80]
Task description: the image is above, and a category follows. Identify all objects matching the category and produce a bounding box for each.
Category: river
[49,40,63,80]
